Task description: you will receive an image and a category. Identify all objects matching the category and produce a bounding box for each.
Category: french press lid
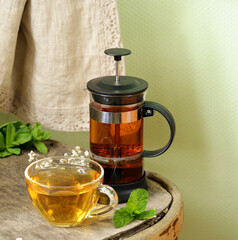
[87,48,148,105]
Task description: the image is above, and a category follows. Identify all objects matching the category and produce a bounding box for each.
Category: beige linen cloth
[0,0,125,131]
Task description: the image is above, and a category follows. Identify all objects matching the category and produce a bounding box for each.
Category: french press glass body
[87,48,175,202]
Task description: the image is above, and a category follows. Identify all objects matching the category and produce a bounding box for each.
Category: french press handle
[142,101,176,158]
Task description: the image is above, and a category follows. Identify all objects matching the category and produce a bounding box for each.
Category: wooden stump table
[0,140,183,240]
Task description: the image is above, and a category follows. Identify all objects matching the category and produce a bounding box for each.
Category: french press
[87,48,175,202]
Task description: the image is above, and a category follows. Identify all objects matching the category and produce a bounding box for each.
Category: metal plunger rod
[104,48,131,84]
[115,60,120,156]
[116,61,119,83]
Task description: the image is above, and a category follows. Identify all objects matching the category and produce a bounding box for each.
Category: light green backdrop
[117,1,238,240]
[1,1,238,239]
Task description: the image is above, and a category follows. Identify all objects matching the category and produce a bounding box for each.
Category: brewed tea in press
[87,48,175,202]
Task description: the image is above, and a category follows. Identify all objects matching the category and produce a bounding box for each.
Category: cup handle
[88,184,118,217]
[142,101,176,158]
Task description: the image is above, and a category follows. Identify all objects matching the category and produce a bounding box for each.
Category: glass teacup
[25,156,118,227]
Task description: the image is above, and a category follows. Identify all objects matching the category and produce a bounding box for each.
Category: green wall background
[117,1,238,239]
[1,1,238,239]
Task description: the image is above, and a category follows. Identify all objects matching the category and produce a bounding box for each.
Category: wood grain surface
[0,140,183,240]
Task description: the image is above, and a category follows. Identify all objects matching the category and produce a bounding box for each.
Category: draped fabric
[0,0,124,131]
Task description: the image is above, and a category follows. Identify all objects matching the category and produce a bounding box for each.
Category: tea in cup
[25,156,118,227]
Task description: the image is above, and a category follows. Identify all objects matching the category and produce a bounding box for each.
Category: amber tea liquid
[90,105,144,184]
[27,166,100,227]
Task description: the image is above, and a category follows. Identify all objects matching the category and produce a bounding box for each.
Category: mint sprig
[113,189,156,228]
[0,121,50,157]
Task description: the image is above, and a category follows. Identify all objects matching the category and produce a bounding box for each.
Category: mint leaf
[126,189,148,214]
[0,132,5,150]
[0,121,50,157]
[15,125,29,134]
[6,123,16,147]
[33,141,48,154]
[0,122,24,157]
[113,207,134,228]
[0,122,8,132]
[12,121,23,130]
[7,147,21,155]
[15,132,32,145]
[31,122,41,139]
[134,209,156,220]
[31,122,50,141]
[125,202,137,215]
[0,147,21,157]
[25,123,32,131]
[0,121,22,133]
[113,189,156,228]
[0,149,12,157]
[14,125,32,145]
[36,131,50,141]
[27,122,50,153]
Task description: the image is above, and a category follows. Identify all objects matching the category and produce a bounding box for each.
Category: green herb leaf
[7,147,21,155]
[15,125,29,134]
[134,209,156,220]
[0,149,12,157]
[36,131,50,141]
[31,122,50,141]
[31,122,41,139]
[0,122,8,132]
[125,202,137,215]
[0,121,22,133]
[0,121,50,157]
[33,141,48,154]
[126,189,148,214]
[6,123,16,147]
[15,132,32,145]
[113,189,156,228]
[14,124,32,145]
[113,207,134,228]
[12,121,23,130]
[25,123,32,131]
[0,132,5,150]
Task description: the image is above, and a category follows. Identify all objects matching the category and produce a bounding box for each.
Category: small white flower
[64,153,68,157]
[60,158,67,164]
[84,150,89,157]
[44,162,50,168]
[71,149,79,156]
[28,157,34,162]
[28,150,38,162]
[76,150,82,155]
[75,146,81,151]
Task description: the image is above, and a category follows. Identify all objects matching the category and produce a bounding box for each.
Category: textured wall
[117,1,238,240]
